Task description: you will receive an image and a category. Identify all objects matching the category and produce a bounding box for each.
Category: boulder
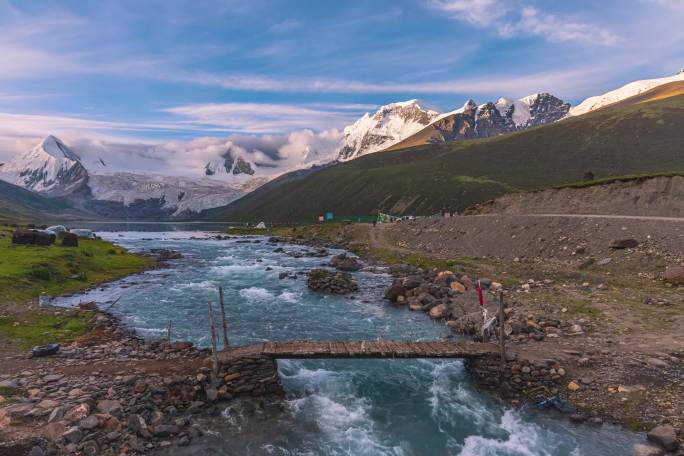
[384,283,407,302]
[62,426,83,444]
[329,253,362,272]
[610,239,639,249]
[663,266,684,285]
[61,232,78,247]
[647,424,679,452]
[12,229,55,246]
[307,269,358,294]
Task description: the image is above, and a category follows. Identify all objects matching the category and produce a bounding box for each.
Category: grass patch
[0,311,92,348]
[552,171,684,190]
[0,225,154,304]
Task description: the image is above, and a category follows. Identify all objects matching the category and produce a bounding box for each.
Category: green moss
[0,225,154,303]
[0,311,92,348]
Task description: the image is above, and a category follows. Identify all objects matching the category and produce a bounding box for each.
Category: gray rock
[646,358,669,369]
[27,446,46,456]
[647,424,679,451]
[97,399,123,415]
[79,414,100,430]
[596,257,612,266]
[48,406,65,423]
[62,426,83,444]
[153,424,179,437]
[205,388,218,402]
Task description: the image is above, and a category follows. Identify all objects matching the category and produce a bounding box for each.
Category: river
[53,225,641,455]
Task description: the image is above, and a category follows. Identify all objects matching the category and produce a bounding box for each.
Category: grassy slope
[0,179,89,222]
[0,226,154,303]
[0,225,154,347]
[197,94,684,222]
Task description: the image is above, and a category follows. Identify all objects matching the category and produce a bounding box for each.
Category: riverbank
[262,219,684,454]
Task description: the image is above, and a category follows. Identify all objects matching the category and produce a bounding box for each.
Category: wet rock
[429,303,447,319]
[150,249,183,260]
[306,269,358,294]
[384,282,407,302]
[647,424,679,452]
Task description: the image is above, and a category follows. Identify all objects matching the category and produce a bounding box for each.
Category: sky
[0,0,683,173]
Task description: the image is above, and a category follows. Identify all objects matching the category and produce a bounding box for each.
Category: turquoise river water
[53,226,642,455]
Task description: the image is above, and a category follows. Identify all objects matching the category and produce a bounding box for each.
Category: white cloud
[429,0,619,45]
[428,0,504,26]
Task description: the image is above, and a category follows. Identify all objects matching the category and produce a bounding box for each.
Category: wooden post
[207,301,219,378]
[166,320,171,342]
[498,291,506,376]
[218,286,229,349]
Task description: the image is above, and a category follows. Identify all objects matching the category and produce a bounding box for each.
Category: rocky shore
[0,309,283,455]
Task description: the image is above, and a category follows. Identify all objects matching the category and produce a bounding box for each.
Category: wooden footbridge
[218,340,499,362]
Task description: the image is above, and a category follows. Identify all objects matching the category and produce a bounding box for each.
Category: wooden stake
[218,286,229,349]
[207,301,219,378]
[498,291,506,376]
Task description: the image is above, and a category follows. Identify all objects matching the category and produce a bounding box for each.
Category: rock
[329,253,362,272]
[663,265,684,285]
[62,426,83,444]
[307,269,358,294]
[569,413,587,423]
[127,413,150,437]
[610,239,639,249]
[103,415,122,432]
[633,444,666,456]
[597,257,612,266]
[205,388,218,402]
[106,431,121,442]
[64,403,90,423]
[402,275,422,289]
[27,446,45,456]
[79,414,100,430]
[37,399,59,409]
[153,424,179,437]
[12,229,55,246]
[48,406,65,423]
[450,281,466,293]
[43,421,67,443]
[646,358,669,368]
[43,374,64,383]
[647,425,679,451]
[567,381,581,391]
[61,232,79,247]
[384,283,407,302]
[97,399,123,416]
[133,381,147,393]
[429,304,447,319]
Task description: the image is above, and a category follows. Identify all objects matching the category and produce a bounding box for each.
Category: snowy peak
[337,99,440,160]
[1,135,88,196]
[204,148,257,178]
[569,69,684,116]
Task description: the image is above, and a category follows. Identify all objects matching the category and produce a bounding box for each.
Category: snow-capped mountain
[386,93,569,151]
[0,135,89,196]
[569,68,684,116]
[204,150,257,178]
[88,173,267,218]
[337,100,440,160]
[0,135,269,218]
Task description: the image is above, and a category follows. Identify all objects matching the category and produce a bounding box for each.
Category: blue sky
[0,0,683,162]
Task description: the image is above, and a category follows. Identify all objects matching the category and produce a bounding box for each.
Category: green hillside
[196,94,684,223]
[0,180,90,222]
